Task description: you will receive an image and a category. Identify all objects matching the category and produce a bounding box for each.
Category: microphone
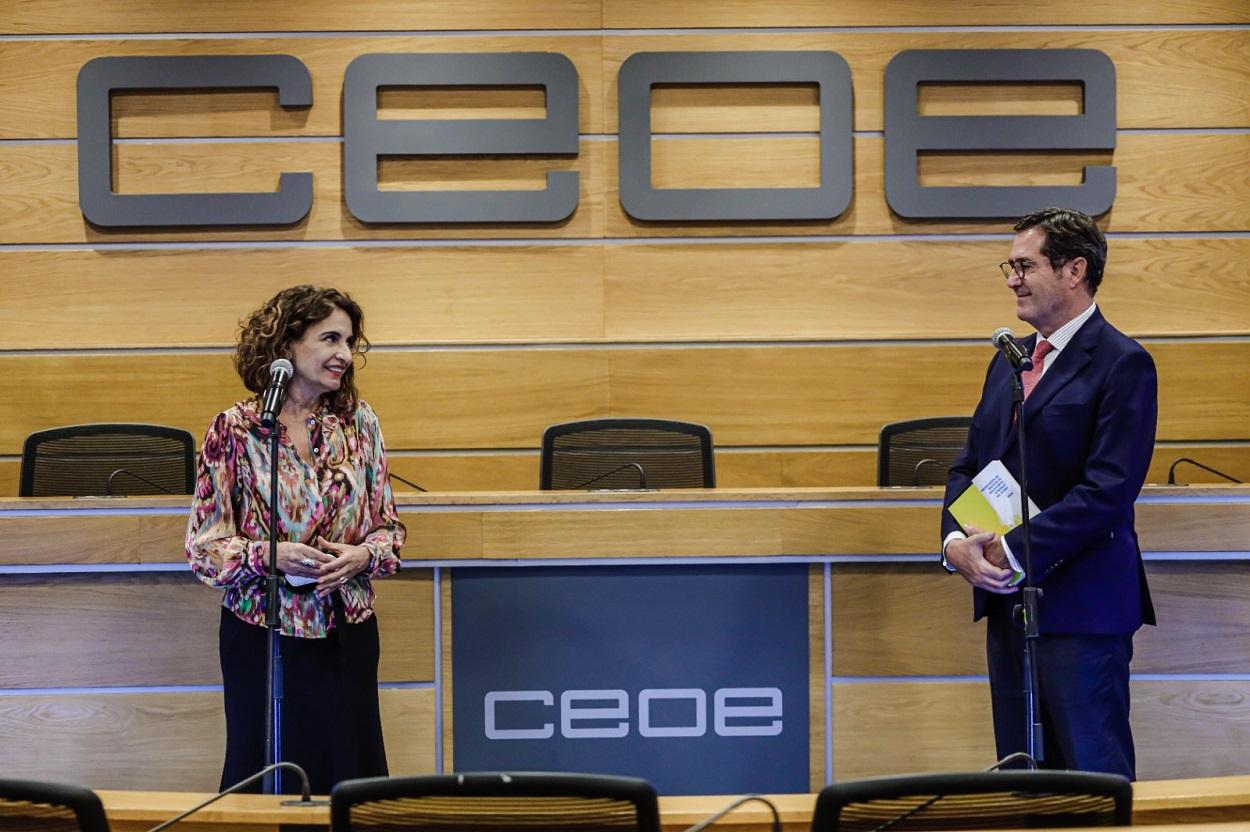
[260,358,294,430]
[1167,457,1242,485]
[991,327,1033,371]
[912,457,951,486]
[570,461,648,490]
[683,795,780,832]
[105,468,176,496]
[145,761,325,831]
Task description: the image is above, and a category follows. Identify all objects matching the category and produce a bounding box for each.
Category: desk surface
[95,774,1250,830]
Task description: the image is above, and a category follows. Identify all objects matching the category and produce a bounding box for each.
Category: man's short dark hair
[1014,207,1107,295]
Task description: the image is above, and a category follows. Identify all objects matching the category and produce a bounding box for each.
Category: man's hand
[945,528,1017,594]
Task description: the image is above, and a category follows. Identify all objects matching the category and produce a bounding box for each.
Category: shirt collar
[1035,301,1097,354]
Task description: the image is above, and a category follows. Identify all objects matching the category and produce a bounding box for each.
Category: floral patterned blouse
[185,397,405,638]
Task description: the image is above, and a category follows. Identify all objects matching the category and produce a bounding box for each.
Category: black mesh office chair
[331,772,661,832]
[0,778,112,831]
[877,417,973,487]
[812,770,1132,831]
[540,418,715,489]
[19,423,196,497]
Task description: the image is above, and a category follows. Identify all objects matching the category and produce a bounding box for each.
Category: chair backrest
[540,418,715,489]
[0,778,111,832]
[812,770,1133,831]
[19,423,196,497]
[877,417,973,487]
[331,772,661,832]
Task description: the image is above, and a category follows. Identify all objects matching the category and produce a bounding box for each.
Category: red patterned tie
[1022,339,1054,400]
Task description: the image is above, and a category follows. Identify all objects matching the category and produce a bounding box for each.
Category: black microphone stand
[1010,367,1044,767]
[263,422,284,794]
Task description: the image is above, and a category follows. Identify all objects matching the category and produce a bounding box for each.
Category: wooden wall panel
[5,237,1246,351]
[0,571,434,687]
[603,239,1250,341]
[605,134,1250,237]
[603,30,1250,132]
[603,1,1250,28]
[830,563,1250,678]
[2,1,601,35]
[0,688,435,791]
[831,680,1250,781]
[0,36,603,140]
[4,133,1248,243]
[2,342,1244,456]
[0,247,607,350]
[3,441,1245,499]
[0,140,608,244]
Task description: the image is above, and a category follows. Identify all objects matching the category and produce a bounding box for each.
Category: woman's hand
[275,541,334,579]
[313,535,371,597]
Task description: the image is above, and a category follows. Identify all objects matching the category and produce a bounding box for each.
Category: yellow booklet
[947,460,1038,586]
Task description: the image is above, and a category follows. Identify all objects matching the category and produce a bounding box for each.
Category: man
[941,207,1157,779]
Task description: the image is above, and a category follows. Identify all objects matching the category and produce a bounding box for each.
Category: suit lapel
[1020,310,1103,428]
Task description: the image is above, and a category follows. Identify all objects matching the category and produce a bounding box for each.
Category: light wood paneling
[3,1,601,34]
[0,246,607,349]
[6,31,1246,139]
[808,566,827,790]
[832,680,997,779]
[0,571,434,687]
[603,0,1250,28]
[5,238,1247,350]
[0,36,603,140]
[603,239,1250,341]
[4,441,1243,498]
[0,687,435,791]
[605,134,1250,237]
[603,31,1250,132]
[0,140,608,244]
[829,563,1250,678]
[831,680,1250,781]
[1,342,1245,457]
[5,133,1249,243]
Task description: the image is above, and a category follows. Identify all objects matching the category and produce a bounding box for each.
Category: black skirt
[218,603,389,794]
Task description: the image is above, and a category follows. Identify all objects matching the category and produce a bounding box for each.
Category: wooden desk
[94,775,1250,831]
[2,487,1248,791]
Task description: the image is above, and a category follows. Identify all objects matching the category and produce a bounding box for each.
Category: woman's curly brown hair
[234,285,371,415]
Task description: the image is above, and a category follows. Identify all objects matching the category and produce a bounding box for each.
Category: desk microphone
[105,468,176,496]
[912,458,951,486]
[570,462,648,490]
[1166,457,1242,485]
[145,762,325,832]
[683,795,780,832]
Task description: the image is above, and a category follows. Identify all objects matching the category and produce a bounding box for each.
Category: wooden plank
[5,441,1244,499]
[831,681,997,779]
[0,342,1245,457]
[4,132,1248,243]
[605,134,1250,237]
[5,237,1246,351]
[0,139,608,244]
[831,679,1250,781]
[0,687,435,791]
[602,30,1250,132]
[0,571,434,687]
[808,566,827,791]
[830,563,1250,678]
[2,1,601,34]
[0,246,607,349]
[604,239,1250,341]
[0,36,603,140]
[603,0,1250,28]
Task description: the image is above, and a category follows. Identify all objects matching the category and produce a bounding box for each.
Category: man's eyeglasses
[999,257,1067,280]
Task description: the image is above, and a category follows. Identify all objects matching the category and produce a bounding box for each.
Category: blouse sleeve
[185,410,270,587]
[356,402,405,578]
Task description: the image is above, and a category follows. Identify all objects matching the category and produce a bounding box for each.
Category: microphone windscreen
[269,358,294,377]
[991,326,1015,347]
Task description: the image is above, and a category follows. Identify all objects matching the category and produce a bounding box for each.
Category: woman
[186,285,405,794]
